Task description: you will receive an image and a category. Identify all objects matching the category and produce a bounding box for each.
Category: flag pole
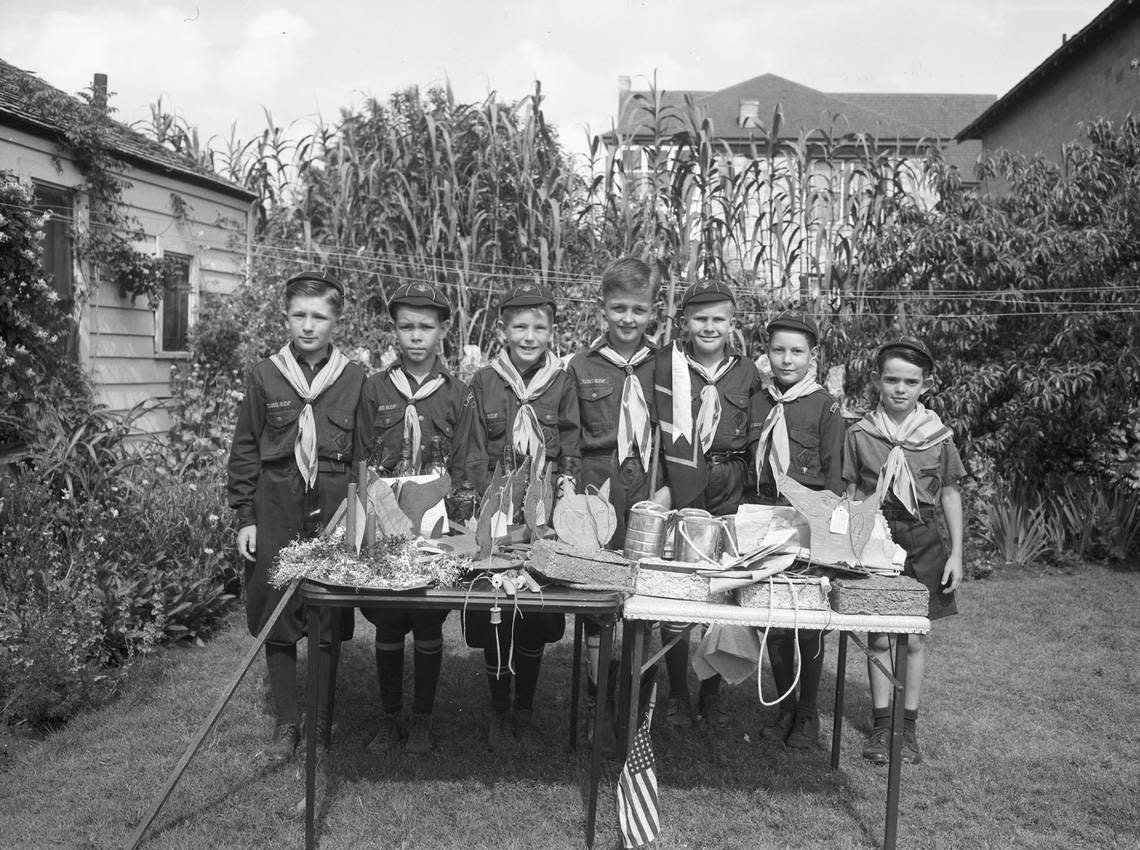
[125,578,301,850]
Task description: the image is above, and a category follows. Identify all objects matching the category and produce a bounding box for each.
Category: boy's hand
[237,524,257,562]
[941,552,963,593]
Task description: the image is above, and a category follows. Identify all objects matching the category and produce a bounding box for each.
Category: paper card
[830,504,850,535]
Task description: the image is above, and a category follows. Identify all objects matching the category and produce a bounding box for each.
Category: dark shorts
[887,513,958,621]
[364,608,449,643]
[690,456,747,517]
[462,609,565,650]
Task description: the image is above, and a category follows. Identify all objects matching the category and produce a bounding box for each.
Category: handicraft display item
[527,539,635,591]
[552,480,618,549]
[828,574,929,617]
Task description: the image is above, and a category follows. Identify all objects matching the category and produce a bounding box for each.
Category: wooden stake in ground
[124,577,302,850]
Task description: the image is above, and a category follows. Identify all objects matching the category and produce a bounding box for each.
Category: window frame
[31,179,76,310]
[154,251,196,358]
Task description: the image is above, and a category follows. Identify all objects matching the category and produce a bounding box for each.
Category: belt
[266,458,350,474]
[706,451,746,465]
[880,504,937,522]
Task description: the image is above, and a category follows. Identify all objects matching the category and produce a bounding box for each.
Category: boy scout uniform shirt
[566,337,657,458]
[749,389,846,495]
[227,348,365,529]
[458,357,581,494]
[842,423,967,506]
[353,363,472,478]
[653,347,761,512]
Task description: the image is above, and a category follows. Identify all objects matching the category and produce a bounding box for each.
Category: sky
[0,0,1114,156]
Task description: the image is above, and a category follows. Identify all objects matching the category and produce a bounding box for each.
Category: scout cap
[766,311,819,344]
[388,281,451,321]
[284,271,345,297]
[500,282,557,320]
[876,337,936,371]
[679,279,736,310]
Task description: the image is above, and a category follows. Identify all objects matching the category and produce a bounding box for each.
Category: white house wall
[0,123,249,431]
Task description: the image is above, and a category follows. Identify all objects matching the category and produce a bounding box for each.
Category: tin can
[674,510,722,563]
[624,501,670,561]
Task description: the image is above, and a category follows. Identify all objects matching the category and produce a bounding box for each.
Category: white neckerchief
[592,337,654,470]
[489,350,563,473]
[862,402,952,517]
[388,366,447,473]
[269,343,349,489]
[670,342,737,452]
[755,373,823,491]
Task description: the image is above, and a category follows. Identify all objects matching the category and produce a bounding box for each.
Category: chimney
[739,98,761,129]
[93,73,108,111]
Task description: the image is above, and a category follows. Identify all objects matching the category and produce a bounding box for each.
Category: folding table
[301,581,625,849]
[617,595,930,850]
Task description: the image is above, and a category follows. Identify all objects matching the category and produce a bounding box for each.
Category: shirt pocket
[720,391,750,438]
[427,411,455,461]
[534,403,560,456]
[578,383,617,437]
[789,426,822,477]
[485,409,507,441]
[262,404,300,458]
[325,407,354,455]
[917,463,943,499]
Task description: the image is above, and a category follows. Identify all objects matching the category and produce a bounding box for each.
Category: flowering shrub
[0,172,88,449]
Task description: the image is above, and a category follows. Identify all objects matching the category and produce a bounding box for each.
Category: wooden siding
[0,123,249,431]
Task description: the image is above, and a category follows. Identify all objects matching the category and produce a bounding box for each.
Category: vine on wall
[17,77,175,307]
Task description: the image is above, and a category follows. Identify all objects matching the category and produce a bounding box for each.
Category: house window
[32,181,74,310]
[159,253,192,353]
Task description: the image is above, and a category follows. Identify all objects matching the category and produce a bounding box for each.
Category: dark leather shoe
[267,722,299,763]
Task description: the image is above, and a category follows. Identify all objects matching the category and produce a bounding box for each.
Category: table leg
[883,635,909,850]
[615,622,634,756]
[305,608,319,850]
[570,615,584,752]
[585,619,615,849]
[624,622,646,756]
[830,631,848,771]
[325,637,341,747]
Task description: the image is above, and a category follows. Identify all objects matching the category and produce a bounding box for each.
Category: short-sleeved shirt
[748,388,845,495]
[566,336,657,455]
[842,422,966,506]
[353,362,472,478]
[456,355,581,494]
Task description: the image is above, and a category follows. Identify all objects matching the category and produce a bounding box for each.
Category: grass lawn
[2,563,1138,850]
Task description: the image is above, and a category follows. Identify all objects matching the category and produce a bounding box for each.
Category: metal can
[624,501,670,561]
[674,509,722,563]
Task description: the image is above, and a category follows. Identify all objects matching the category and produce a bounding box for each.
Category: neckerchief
[269,343,349,489]
[670,342,737,452]
[591,336,654,470]
[388,366,447,473]
[489,350,563,473]
[861,402,953,517]
[755,373,823,492]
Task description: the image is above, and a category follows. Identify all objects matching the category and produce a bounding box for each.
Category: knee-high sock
[512,644,545,711]
[483,646,512,713]
[660,626,690,698]
[796,631,826,715]
[412,637,443,715]
[585,632,601,686]
[265,642,298,725]
[375,638,405,715]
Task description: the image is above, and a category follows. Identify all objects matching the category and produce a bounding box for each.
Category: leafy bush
[0,409,237,727]
[983,483,1051,567]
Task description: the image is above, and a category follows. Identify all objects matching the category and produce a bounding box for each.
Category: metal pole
[125,579,301,850]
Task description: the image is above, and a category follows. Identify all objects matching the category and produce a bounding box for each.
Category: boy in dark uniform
[228,271,366,762]
[654,279,761,727]
[456,282,581,750]
[843,338,965,765]
[567,257,657,746]
[748,311,845,749]
[353,281,471,756]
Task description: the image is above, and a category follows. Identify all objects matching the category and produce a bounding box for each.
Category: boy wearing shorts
[748,311,845,748]
[228,272,366,761]
[353,281,471,755]
[456,282,580,749]
[843,338,964,765]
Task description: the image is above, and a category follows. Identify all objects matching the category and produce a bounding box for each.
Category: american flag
[617,684,660,849]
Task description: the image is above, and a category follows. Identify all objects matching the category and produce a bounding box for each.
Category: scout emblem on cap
[412,283,430,294]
